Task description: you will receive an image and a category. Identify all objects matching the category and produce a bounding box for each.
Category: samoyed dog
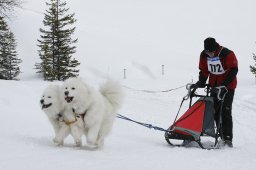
[40,85,84,146]
[62,78,124,148]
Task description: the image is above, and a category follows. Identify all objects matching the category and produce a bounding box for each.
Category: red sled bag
[165,84,227,149]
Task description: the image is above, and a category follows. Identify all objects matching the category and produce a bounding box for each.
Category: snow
[1,0,256,169]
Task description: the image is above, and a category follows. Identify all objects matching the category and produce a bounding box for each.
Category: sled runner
[165,84,228,149]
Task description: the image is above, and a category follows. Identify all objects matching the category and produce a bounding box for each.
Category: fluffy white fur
[40,85,84,146]
[62,78,124,148]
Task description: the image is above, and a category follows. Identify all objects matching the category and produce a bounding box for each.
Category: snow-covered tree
[0,16,22,80]
[36,0,79,81]
[250,53,256,77]
[0,0,21,17]
[35,44,54,80]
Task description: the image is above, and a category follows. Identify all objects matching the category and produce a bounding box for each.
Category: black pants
[212,90,235,141]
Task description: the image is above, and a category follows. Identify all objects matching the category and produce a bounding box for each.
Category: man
[192,37,238,147]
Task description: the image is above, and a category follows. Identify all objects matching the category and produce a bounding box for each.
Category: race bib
[207,56,225,75]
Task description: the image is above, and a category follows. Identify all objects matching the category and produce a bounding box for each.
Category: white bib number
[207,56,225,75]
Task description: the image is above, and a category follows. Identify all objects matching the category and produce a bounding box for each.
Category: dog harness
[62,108,87,125]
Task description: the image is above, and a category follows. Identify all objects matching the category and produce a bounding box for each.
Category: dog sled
[165,84,228,149]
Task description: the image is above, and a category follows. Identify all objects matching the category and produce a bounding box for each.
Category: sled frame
[165,84,227,149]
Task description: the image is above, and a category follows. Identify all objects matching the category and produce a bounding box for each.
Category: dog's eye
[48,96,51,98]
[65,87,68,90]
[72,87,75,90]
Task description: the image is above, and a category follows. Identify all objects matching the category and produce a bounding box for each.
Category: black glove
[190,81,205,89]
[196,81,206,88]
[190,83,198,90]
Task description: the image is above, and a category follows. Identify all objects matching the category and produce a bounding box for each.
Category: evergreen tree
[36,0,79,81]
[35,44,54,80]
[250,53,256,77]
[0,0,21,18]
[0,16,21,80]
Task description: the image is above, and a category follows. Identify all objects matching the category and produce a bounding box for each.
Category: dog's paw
[96,140,104,148]
[53,138,63,146]
[75,140,82,147]
[53,138,58,143]
[86,139,97,146]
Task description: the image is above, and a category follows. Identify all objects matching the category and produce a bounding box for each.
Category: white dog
[40,85,84,146]
[62,78,124,148]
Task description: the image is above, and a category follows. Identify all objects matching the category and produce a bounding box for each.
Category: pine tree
[36,0,79,81]
[250,53,256,77]
[0,16,21,80]
[0,0,21,18]
[35,44,53,80]
[0,16,8,79]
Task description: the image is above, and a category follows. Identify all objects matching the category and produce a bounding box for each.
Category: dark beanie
[204,37,217,52]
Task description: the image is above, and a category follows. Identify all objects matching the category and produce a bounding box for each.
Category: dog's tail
[99,79,124,111]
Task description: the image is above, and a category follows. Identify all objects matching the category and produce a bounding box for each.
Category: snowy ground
[0,78,256,170]
[1,0,256,169]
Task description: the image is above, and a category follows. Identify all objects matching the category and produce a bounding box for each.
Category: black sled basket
[165,84,227,149]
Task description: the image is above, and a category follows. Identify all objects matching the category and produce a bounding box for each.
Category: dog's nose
[40,99,44,104]
[64,91,69,96]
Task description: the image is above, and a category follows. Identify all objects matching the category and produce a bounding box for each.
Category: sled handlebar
[184,83,210,100]
[185,83,228,101]
[212,85,228,101]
